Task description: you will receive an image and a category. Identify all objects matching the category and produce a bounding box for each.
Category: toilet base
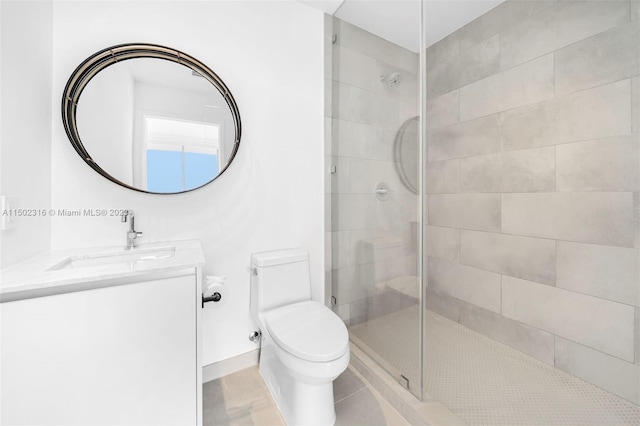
[259,339,342,426]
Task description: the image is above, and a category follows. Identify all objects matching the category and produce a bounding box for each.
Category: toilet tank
[250,249,311,319]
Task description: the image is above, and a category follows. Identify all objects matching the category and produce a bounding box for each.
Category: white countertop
[0,239,205,302]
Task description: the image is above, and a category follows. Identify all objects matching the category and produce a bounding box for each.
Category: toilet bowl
[250,250,350,425]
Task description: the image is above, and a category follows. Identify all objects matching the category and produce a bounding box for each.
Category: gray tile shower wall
[327,17,420,326]
[425,0,640,405]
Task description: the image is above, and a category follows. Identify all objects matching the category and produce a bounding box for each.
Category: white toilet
[250,249,350,426]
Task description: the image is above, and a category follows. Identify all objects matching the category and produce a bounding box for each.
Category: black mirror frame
[61,43,241,194]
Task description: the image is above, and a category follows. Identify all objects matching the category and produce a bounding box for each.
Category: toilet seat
[264,301,348,362]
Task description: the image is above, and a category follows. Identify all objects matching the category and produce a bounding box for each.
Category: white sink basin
[47,246,176,271]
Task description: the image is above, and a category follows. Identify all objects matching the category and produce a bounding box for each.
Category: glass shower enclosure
[327,0,640,422]
[325,1,425,399]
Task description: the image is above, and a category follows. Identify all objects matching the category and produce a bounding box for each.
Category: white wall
[0,1,52,269]
[50,1,325,365]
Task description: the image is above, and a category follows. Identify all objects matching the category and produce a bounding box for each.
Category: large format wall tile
[460,230,556,285]
[427,35,500,98]
[456,34,500,89]
[355,235,404,265]
[502,192,635,247]
[332,265,369,305]
[333,194,377,231]
[426,225,460,262]
[429,114,501,161]
[500,101,555,151]
[331,156,351,194]
[554,79,632,144]
[491,81,632,153]
[331,230,350,270]
[425,160,459,194]
[427,60,459,100]
[636,308,640,365]
[426,32,459,71]
[334,45,378,92]
[459,147,555,193]
[429,194,501,232]
[460,54,554,121]
[392,46,420,74]
[635,192,640,249]
[337,18,417,72]
[377,192,419,230]
[425,289,462,322]
[428,257,502,313]
[556,136,640,191]
[335,19,371,60]
[335,83,374,125]
[557,241,639,307]
[459,302,555,364]
[374,128,396,162]
[457,0,553,53]
[555,337,640,404]
[426,90,459,130]
[500,1,629,70]
[350,229,385,266]
[502,276,636,362]
[555,20,639,96]
[633,77,639,134]
[459,153,502,193]
[347,158,404,194]
[332,119,376,159]
[371,92,400,129]
[499,147,556,192]
[416,0,639,394]
[372,253,416,284]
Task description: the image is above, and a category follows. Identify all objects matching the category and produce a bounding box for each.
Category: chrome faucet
[121,210,143,249]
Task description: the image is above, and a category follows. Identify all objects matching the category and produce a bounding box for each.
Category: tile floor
[350,306,640,425]
[203,365,410,426]
[203,307,640,425]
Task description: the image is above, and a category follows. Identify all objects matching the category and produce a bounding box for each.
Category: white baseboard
[202,349,260,383]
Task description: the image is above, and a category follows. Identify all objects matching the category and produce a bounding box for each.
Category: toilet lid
[264,301,349,362]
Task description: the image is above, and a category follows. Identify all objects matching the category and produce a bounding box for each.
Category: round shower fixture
[379,72,402,88]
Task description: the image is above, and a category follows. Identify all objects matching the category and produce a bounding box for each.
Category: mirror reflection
[75,57,236,193]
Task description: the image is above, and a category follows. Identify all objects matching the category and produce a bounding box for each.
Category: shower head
[379,72,402,88]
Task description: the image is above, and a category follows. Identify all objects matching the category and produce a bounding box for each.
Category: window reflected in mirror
[63,44,241,194]
[144,117,220,192]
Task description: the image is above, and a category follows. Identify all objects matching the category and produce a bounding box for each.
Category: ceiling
[300,0,505,52]
[126,58,217,94]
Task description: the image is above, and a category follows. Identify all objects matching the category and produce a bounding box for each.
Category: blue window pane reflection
[146,150,182,193]
[147,150,218,192]
[185,153,218,189]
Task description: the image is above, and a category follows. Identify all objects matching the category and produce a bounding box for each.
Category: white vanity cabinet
[0,241,204,425]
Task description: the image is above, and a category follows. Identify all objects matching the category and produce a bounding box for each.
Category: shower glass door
[326,0,424,399]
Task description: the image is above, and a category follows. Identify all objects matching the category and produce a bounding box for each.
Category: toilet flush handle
[249,331,261,342]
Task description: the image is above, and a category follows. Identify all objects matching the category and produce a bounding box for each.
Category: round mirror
[394,116,419,194]
[62,44,241,194]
